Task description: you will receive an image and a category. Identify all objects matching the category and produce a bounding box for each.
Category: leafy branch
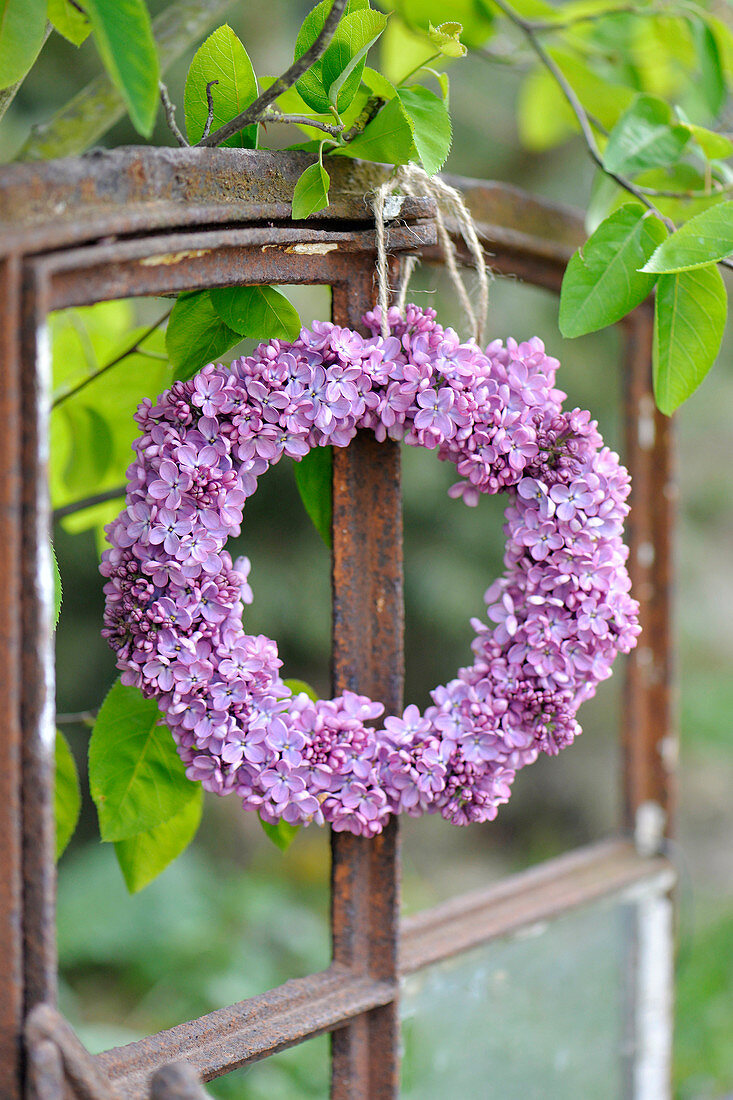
[195,0,349,148]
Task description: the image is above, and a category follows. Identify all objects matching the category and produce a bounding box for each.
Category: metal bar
[20,262,57,1019]
[41,223,436,312]
[400,838,674,975]
[621,309,676,829]
[95,967,394,1098]
[329,265,403,1100]
[0,254,25,1100]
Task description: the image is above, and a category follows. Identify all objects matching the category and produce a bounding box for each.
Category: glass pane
[401,881,673,1099]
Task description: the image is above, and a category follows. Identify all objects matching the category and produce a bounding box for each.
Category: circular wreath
[101,304,640,836]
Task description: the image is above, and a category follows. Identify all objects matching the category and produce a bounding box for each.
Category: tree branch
[53,487,126,522]
[159,82,189,147]
[52,309,171,410]
[202,80,219,140]
[196,0,349,148]
[261,106,343,137]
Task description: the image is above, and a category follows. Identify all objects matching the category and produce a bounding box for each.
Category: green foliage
[603,94,691,177]
[295,0,386,115]
[259,816,300,852]
[48,0,92,47]
[397,85,452,174]
[52,544,62,628]
[294,445,333,547]
[392,0,493,50]
[55,730,81,859]
[653,264,727,416]
[210,285,302,342]
[0,0,46,91]
[292,158,331,219]
[83,0,159,137]
[184,24,258,147]
[114,789,203,893]
[336,83,452,173]
[166,291,240,381]
[89,679,200,842]
[642,202,733,274]
[559,205,667,338]
[283,678,320,702]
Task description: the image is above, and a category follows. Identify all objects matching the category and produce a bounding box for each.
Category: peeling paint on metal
[139,249,211,267]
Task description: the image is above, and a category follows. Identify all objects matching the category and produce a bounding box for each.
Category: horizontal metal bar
[400,838,674,975]
[95,966,396,1098]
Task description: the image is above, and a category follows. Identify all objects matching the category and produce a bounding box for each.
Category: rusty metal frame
[0,148,676,1100]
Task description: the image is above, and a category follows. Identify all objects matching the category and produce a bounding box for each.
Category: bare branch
[159,82,189,147]
[196,0,349,148]
[52,309,172,410]
[202,79,219,140]
[262,106,343,137]
[53,487,126,522]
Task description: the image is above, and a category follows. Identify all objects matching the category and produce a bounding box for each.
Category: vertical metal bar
[20,263,57,1017]
[621,309,677,830]
[0,255,25,1100]
[330,266,403,1100]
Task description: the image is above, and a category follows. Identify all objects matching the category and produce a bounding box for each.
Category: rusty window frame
[0,148,676,1100]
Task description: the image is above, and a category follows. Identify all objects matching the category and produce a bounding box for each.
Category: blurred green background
[4,1,732,1096]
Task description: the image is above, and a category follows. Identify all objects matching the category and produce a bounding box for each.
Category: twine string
[371,164,491,343]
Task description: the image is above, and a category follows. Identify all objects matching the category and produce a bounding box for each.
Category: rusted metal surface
[20,264,58,1022]
[0,254,25,1100]
[95,967,394,1097]
[27,1004,121,1100]
[621,309,676,828]
[149,1063,210,1100]
[33,223,436,313]
[330,270,402,1099]
[400,839,675,975]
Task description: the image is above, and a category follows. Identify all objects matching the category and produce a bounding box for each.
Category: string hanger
[371,164,492,344]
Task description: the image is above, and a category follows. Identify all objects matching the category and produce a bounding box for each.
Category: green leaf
[210,286,302,342]
[55,730,81,860]
[642,201,733,273]
[653,264,726,415]
[283,678,319,702]
[691,18,725,117]
[295,1,384,114]
[323,9,387,110]
[360,65,398,101]
[184,24,258,148]
[427,21,466,58]
[682,122,733,162]
[61,404,115,495]
[48,0,91,47]
[114,788,203,893]
[0,0,46,90]
[83,0,159,137]
[294,445,332,547]
[89,680,199,842]
[603,94,691,177]
[166,291,240,382]
[395,0,493,49]
[259,815,300,852]
[335,94,417,163]
[52,544,62,628]
[398,85,452,175]
[292,160,331,220]
[559,205,667,338]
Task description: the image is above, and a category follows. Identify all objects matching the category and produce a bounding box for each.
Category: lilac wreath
[101,304,640,836]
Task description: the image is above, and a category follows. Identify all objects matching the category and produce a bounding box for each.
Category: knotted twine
[371,164,491,343]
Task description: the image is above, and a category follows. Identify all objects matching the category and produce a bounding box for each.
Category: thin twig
[530,4,639,32]
[52,309,172,409]
[262,106,344,137]
[53,486,126,522]
[196,0,349,148]
[56,710,97,726]
[202,80,219,140]
[159,82,189,147]
[343,96,385,142]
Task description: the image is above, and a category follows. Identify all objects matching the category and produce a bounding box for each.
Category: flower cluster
[101,304,640,836]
